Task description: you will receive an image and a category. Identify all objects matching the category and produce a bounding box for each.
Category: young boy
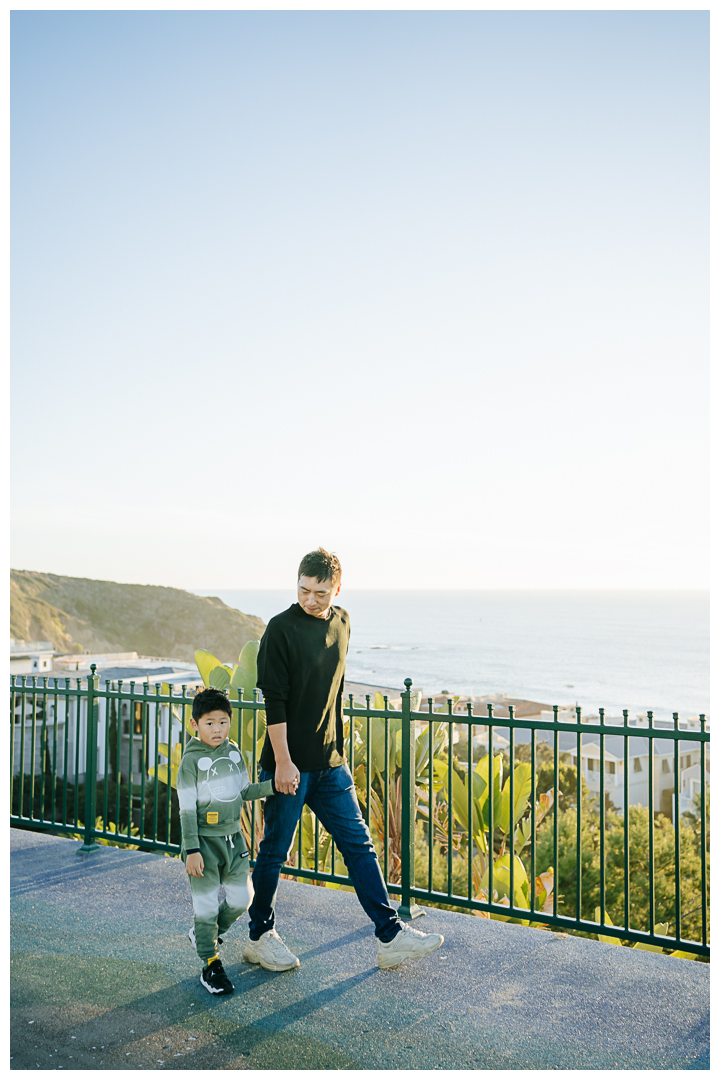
[178,687,276,995]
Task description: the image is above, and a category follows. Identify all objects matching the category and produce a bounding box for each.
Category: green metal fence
[10,669,709,957]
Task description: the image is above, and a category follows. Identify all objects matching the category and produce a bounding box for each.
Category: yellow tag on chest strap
[206,811,219,824]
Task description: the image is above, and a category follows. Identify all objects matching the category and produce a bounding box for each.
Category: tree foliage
[534,801,708,945]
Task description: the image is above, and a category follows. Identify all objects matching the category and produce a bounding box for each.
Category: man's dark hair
[298,547,342,585]
[192,686,232,721]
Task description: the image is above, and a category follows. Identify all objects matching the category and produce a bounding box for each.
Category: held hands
[186,852,204,877]
[275,759,300,795]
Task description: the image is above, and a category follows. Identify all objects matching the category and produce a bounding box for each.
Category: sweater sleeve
[177,753,199,851]
[262,690,288,727]
[240,778,275,802]
[241,777,276,803]
[257,620,291,726]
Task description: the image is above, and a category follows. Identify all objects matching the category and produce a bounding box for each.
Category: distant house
[529,724,707,817]
[417,698,710,818]
[10,639,55,676]
[11,653,202,781]
[563,734,683,815]
[677,755,710,823]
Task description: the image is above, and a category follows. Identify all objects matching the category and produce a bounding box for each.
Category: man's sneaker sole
[377,931,444,969]
[242,941,300,972]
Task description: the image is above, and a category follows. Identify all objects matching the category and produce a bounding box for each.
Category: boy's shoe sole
[377,926,444,969]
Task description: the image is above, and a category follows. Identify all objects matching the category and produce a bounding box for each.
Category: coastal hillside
[10,570,265,664]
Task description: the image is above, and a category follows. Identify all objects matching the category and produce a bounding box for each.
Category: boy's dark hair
[298,547,342,585]
[192,686,232,721]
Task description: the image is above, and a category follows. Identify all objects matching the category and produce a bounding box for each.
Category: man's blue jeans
[248,763,402,943]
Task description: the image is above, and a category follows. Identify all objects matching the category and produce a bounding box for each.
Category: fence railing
[10,668,709,957]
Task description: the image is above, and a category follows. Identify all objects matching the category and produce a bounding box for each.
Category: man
[244,547,444,971]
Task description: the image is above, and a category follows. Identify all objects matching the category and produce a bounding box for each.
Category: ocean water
[194,590,710,723]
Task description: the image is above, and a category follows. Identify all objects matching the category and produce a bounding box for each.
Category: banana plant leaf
[426,756,452,795]
[94,816,140,848]
[352,763,369,814]
[351,696,402,784]
[229,642,266,754]
[149,741,183,789]
[444,753,504,851]
[415,722,447,785]
[481,853,530,910]
[535,868,555,913]
[475,752,506,827]
[448,767,491,852]
[230,641,260,695]
[208,665,231,690]
[300,807,333,872]
[495,762,533,835]
[515,788,555,854]
[594,907,679,953]
[408,689,423,712]
[349,693,438,788]
[195,650,228,687]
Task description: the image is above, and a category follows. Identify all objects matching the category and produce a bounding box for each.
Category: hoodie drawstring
[225,834,235,849]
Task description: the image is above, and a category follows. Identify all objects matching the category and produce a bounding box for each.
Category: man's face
[297,575,341,619]
[192,709,231,747]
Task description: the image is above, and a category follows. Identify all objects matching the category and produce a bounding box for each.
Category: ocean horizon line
[194,586,708,595]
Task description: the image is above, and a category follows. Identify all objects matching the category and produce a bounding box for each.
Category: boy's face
[297,574,341,619]
[192,709,231,747]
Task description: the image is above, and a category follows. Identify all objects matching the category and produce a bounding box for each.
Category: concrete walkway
[11,828,709,1071]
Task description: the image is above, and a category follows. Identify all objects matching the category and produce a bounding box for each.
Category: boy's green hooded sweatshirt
[177,736,274,851]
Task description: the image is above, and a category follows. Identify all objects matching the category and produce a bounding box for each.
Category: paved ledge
[11,828,709,1070]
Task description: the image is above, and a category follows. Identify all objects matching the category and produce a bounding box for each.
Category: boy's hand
[186,852,204,877]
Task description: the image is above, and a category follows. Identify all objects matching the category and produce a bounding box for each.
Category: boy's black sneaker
[200,958,234,996]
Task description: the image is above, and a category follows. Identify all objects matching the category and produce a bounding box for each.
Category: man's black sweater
[257,603,350,773]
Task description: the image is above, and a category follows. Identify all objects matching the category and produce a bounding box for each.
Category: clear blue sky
[11,9,709,589]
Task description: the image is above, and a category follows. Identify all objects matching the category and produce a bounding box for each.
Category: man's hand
[274,759,300,795]
[267,722,300,794]
[186,852,204,877]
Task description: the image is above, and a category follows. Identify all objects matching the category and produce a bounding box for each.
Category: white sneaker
[377,924,444,969]
[243,929,299,971]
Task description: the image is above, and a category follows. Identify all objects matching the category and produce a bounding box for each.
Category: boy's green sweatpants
[184,833,252,963]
